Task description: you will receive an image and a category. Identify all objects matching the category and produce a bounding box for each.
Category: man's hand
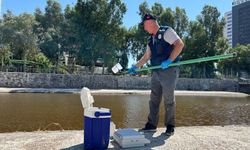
[128,65,138,74]
[160,59,173,69]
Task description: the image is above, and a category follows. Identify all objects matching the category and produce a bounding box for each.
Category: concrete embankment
[0,125,249,150]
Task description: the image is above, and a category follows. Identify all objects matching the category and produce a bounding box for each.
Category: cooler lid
[84,107,111,118]
[80,87,94,109]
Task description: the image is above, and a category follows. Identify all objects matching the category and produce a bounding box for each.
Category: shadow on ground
[62,131,171,150]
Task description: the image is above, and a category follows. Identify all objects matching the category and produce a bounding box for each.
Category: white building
[223,11,233,47]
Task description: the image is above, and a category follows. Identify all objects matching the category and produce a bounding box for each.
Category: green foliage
[138,1,150,16]
[174,7,189,38]
[33,52,52,68]
[60,5,79,60]
[73,0,127,73]
[0,1,240,77]
[0,45,12,66]
[57,65,68,74]
[114,27,129,69]
[151,3,164,17]
[215,37,229,55]
[160,8,174,27]
[183,5,226,78]
[218,44,250,74]
[1,11,40,60]
[128,25,148,62]
[34,0,64,64]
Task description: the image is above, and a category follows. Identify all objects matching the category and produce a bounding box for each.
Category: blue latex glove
[128,65,138,74]
[160,59,173,69]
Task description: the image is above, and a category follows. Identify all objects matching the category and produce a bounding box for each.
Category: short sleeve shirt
[163,27,180,45]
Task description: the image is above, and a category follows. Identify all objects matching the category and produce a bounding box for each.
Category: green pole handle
[133,53,236,72]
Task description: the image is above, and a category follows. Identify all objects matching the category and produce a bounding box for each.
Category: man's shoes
[164,126,175,136]
[139,122,157,132]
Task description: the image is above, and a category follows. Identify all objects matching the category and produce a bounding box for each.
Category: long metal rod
[134,53,236,72]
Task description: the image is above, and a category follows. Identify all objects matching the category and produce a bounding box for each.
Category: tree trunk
[203,65,206,78]
[1,58,4,71]
[91,60,95,75]
[102,63,105,75]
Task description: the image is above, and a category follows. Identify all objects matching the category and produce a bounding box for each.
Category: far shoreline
[0,88,249,97]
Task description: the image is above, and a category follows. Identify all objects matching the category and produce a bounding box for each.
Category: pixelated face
[144,20,156,35]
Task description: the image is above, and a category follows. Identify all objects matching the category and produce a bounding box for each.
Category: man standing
[128,14,184,136]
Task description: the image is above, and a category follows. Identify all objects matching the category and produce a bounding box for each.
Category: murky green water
[0,93,249,133]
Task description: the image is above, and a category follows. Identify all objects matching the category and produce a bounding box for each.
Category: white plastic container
[113,128,150,148]
[112,63,123,73]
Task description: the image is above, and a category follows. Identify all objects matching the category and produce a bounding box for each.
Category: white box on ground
[113,128,150,148]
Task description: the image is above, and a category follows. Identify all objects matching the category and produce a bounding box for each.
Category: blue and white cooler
[81,87,111,150]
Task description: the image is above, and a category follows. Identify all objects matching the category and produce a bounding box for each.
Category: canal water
[0,93,249,133]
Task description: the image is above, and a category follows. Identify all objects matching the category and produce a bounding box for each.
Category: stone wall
[0,72,118,89]
[0,72,242,93]
[239,82,250,94]
[176,78,239,92]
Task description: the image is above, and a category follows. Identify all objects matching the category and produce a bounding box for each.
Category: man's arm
[164,28,184,61]
[135,45,151,68]
[169,38,184,61]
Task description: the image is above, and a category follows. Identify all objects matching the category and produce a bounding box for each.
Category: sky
[1,0,233,28]
[0,0,1,17]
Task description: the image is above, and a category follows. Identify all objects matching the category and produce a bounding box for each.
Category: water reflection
[0,93,249,133]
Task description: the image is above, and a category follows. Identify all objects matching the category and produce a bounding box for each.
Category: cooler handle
[95,111,111,117]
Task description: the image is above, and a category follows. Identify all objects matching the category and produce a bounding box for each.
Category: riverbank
[0,125,249,150]
[0,88,249,97]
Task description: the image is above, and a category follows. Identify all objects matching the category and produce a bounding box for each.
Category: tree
[182,21,208,78]
[34,0,64,65]
[151,3,163,18]
[1,11,40,60]
[116,27,130,70]
[0,45,12,68]
[215,37,229,55]
[73,0,127,73]
[174,7,188,38]
[183,5,225,78]
[218,44,250,75]
[0,16,12,67]
[138,1,150,16]
[61,5,79,56]
[197,5,225,53]
[159,8,174,27]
